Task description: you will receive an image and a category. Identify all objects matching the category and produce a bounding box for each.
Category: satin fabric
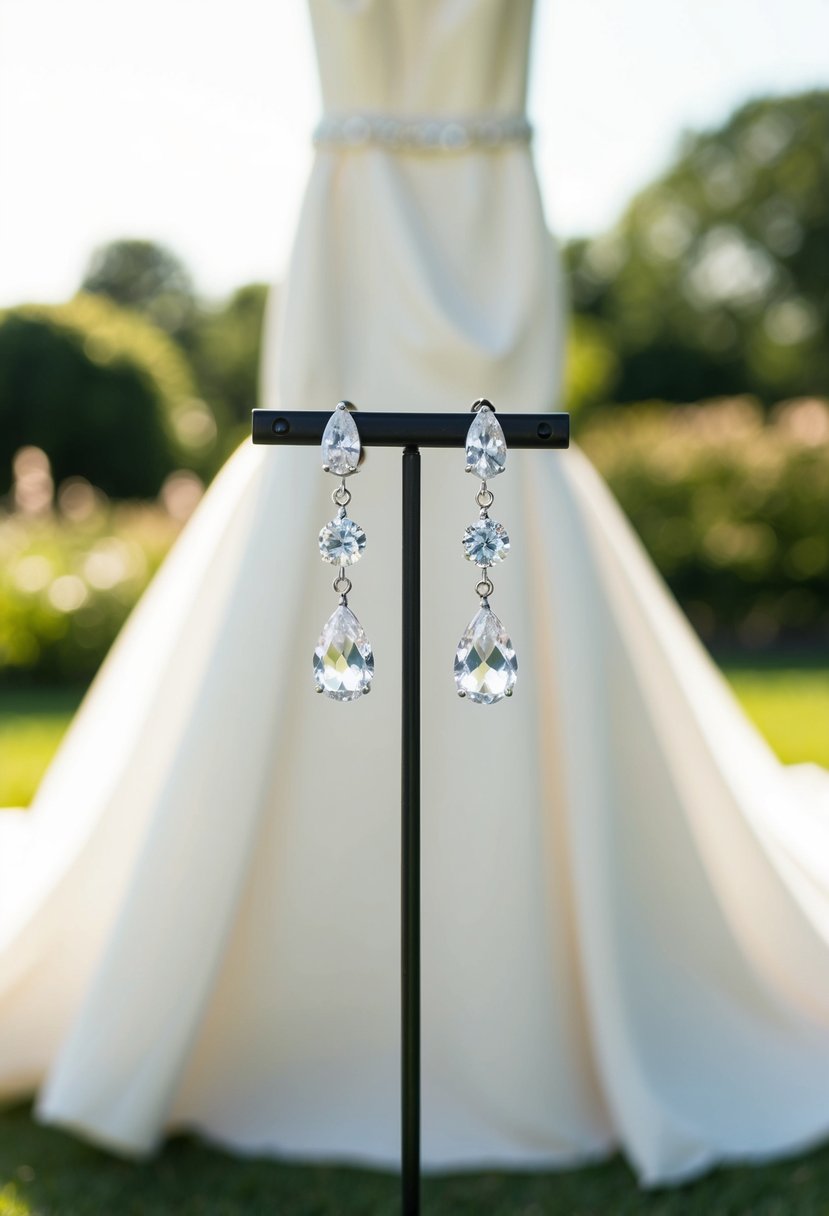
[3,0,829,1186]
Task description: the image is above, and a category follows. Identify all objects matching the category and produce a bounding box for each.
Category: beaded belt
[313,113,532,153]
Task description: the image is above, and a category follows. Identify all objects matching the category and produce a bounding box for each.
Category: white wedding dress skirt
[3,0,829,1187]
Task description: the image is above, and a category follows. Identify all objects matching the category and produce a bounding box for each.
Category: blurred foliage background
[0,89,828,693]
[565,91,829,409]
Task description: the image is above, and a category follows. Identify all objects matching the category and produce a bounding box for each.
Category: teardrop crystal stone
[465,405,507,479]
[454,606,517,704]
[313,604,374,700]
[321,404,361,475]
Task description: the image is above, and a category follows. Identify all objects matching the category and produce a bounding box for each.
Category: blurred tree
[187,283,270,429]
[563,314,620,418]
[80,240,269,452]
[566,91,829,405]
[81,239,196,338]
[0,295,217,498]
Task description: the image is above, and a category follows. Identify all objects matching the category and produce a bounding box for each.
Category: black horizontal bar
[251,410,569,449]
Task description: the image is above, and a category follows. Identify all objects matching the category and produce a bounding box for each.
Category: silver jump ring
[333,571,352,597]
[475,575,494,599]
[332,483,352,507]
[476,486,494,509]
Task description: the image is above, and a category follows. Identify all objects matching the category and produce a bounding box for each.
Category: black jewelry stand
[251,408,569,1216]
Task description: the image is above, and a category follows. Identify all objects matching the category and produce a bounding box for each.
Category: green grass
[720,658,829,768]
[2,1101,829,1215]
[1,664,828,1213]
[0,689,84,808]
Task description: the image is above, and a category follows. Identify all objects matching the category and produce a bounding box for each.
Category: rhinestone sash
[312,113,532,153]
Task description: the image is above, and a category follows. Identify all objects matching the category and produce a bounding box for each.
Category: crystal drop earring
[312,401,375,700]
[453,399,518,704]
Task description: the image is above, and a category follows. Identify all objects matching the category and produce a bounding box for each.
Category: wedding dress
[3,0,829,1188]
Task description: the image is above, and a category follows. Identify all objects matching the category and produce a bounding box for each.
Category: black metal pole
[401,445,421,1216]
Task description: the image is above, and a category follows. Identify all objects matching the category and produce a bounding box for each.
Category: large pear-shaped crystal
[313,604,374,700]
[321,404,361,475]
[454,606,517,704]
[465,405,507,479]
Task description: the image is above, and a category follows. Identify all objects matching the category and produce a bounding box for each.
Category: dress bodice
[309,0,535,116]
[271,0,561,418]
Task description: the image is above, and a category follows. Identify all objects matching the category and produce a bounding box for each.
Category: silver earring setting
[313,402,375,700]
[454,400,518,704]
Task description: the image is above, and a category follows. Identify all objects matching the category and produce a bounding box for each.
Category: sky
[0,0,828,307]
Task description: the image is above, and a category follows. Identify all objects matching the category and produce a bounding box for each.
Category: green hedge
[580,397,829,646]
[0,295,218,498]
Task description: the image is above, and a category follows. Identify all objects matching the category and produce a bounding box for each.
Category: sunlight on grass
[722,667,829,768]
[0,689,84,807]
[0,1184,31,1216]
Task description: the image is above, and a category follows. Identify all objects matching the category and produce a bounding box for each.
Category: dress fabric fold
[2,0,829,1186]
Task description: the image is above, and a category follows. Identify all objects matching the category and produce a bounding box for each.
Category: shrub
[580,396,829,646]
[0,295,217,498]
[0,495,181,685]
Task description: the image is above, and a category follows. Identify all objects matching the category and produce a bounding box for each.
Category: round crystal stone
[462,517,510,567]
[319,515,366,565]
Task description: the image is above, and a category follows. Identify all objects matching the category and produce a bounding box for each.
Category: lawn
[721,657,829,767]
[2,1101,829,1216]
[0,688,84,808]
[1,660,828,1214]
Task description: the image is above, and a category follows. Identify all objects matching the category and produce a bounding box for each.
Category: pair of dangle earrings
[312,399,518,705]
